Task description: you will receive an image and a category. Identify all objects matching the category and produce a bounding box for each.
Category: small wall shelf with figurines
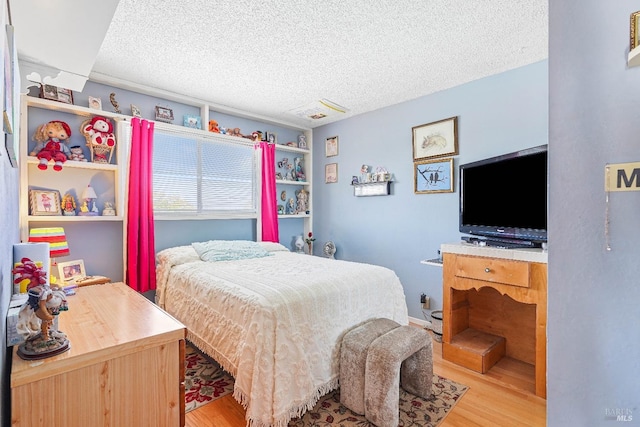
[18,94,127,243]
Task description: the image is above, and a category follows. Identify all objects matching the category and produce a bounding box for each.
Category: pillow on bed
[192,240,273,262]
[258,241,291,252]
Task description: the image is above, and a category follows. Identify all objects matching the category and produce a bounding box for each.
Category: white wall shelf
[352,181,392,196]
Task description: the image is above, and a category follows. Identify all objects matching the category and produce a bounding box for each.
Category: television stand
[440,243,547,398]
[461,236,541,249]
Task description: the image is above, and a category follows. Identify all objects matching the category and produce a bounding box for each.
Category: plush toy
[208,119,220,133]
[30,120,73,171]
[81,116,116,147]
[69,146,87,162]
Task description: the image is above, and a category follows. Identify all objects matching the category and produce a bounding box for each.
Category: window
[151,126,257,219]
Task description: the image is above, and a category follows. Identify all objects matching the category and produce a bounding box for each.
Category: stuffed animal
[30,120,73,171]
[81,116,116,147]
[208,119,220,133]
[81,116,117,163]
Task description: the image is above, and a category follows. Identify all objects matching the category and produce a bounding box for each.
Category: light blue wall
[311,61,548,319]
[549,2,640,425]
[0,143,19,427]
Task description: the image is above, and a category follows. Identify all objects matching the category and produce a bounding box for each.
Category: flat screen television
[459,144,548,246]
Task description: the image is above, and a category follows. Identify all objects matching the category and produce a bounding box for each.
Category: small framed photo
[414,158,454,194]
[41,84,74,104]
[58,259,86,283]
[412,116,458,161]
[88,96,102,110]
[183,114,202,129]
[325,136,338,157]
[130,104,142,117]
[267,132,277,144]
[29,190,61,215]
[325,163,338,183]
[155,106,174,123]
[631,11,640,50]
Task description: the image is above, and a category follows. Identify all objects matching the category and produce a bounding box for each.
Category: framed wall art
[41,84,74,104]
[325,136,338,157]
[183,114,202,129]
[414,157,454,194]
[412,116,458,161]
[632,11,640,50]
[30,190,62,215]
[58,259,86,283]
[155,106,174,123]
[325,163,338,183]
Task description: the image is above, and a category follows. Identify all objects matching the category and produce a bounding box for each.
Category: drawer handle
[485,267,491,273]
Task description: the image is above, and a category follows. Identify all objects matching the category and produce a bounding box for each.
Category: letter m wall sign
[605,162,640,192]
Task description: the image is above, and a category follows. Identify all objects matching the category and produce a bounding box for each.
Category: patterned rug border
[184,343,469,426]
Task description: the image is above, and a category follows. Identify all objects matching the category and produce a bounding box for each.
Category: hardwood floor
[185,336,546,427]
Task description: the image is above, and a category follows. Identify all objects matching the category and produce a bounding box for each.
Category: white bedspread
[156,245,408,427]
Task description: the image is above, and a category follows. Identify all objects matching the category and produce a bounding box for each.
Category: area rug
[185,343,469,426]
[184,343,234,413]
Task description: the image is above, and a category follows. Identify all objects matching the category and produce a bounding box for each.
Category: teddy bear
[30,120,73,171]
[81,116,116,147]
[69,146,88,162]
[208,119,220,133]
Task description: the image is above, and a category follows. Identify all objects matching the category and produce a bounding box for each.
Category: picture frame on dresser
[58,259,86,283]
[29,190,61,215]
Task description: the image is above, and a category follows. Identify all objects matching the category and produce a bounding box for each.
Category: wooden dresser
[441,243,547,398]
[11,282,187,426]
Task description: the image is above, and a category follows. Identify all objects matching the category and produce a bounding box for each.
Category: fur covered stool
[364,325,433,427]
[339,318,401,415]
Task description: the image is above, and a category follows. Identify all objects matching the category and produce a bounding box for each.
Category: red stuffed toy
[30,120,73,171]
[82,116,116,147]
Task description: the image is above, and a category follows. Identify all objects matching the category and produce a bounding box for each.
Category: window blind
[151,126,258,219]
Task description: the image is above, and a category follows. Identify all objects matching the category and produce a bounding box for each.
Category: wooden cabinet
[441,243,547,398]
[11,282,186,426]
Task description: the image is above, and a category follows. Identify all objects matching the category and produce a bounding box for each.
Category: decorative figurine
[286,198,296,215]
[296,188,309,214]
[294,235,305,253]
[30,120,73,171]
[109,92,121,114]
[12,259,69,360]
[78,185,99,216]
[102,202,116,216]
[69,146,88,162]
[294,157,305,181]
[62,193,76,216]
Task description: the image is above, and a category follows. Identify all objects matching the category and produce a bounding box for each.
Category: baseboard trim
[409,315,428,327]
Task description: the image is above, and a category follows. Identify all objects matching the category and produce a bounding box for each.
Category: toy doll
[30,121,73,171]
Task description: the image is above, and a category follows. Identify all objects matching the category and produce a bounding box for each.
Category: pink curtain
[257,141,279,242]
[126,118,156,292]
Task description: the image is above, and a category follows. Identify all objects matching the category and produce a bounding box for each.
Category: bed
[156,240,408,427]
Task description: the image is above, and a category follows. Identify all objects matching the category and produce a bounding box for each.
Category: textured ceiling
[25,1,549,129]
